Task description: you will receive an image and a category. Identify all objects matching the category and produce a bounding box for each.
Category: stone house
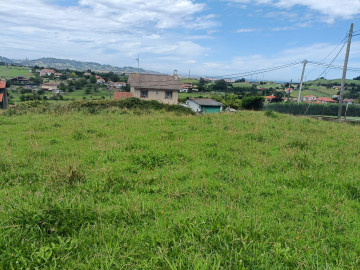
[127,74,182,105]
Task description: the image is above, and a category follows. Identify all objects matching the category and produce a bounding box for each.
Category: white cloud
[236,28,260,33]
[226,0,360,21]
[197,41,360,81]
[271,26,295,31]
[0,0,216,72]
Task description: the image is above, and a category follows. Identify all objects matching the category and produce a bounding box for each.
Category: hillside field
[1,109,360,268]
[0,66,33,79]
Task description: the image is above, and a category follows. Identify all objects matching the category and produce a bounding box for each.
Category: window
[165,91,172,99]
[140,90,148,98]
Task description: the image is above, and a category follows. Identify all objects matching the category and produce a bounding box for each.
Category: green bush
[3,98,195,116]
[241,96,264,110]
[264,109,278,118]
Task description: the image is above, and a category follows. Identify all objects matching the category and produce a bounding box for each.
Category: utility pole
[297,59,307,102]
[136,56,140,83]
[288,79,292,101]
[338,23,354,120]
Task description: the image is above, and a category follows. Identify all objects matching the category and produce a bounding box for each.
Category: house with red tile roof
[41,83,59,91]
[264,95,281,103]
[97,78,105,84]
[317,97,337,104]
[113,82,127,88]
[113,92,133,99]
[40,69,56,77]
[343,98,357,104]
[302,95,317,102]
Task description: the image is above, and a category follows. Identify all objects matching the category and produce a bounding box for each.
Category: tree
[197,84,205,92]
[59,83,66,91]
[213,79,227,92]
[235,78,245,83]
[90,76,97,84]
[85,86,92,95]
[241,96,264,110]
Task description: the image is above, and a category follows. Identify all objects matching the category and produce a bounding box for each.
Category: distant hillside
[0,56,14,64]
[305,78,360,86]
[1,56,158,74]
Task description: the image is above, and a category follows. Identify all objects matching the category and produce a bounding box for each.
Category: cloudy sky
[1,0,360,81]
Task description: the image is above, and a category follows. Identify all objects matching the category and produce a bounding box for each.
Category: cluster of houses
[38,69,62,78]
[94,75,126,89]
[180,82,198,93]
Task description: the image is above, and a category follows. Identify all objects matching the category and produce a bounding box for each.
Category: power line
[305,32,349,78]
[212,61,302,79]
[307,61,360,72]
[314,40,348,80]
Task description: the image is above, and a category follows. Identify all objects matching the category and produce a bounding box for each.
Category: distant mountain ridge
[0,56,158,74]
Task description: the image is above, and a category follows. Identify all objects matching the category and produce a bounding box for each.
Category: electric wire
[305,32,349,78]
[314,40,348,80]
[211,61,302,79]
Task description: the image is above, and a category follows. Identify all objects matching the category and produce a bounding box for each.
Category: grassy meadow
[0,66,33,79]
[1,108,360,268]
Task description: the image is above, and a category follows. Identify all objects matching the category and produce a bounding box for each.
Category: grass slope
[0,110,360,268]
[0,66,33,79]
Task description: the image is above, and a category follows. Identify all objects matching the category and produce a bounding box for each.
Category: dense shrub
[241,96,264,111]
[2,98,195,115]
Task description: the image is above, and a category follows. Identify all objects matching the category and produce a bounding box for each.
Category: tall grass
[0,110,360,268]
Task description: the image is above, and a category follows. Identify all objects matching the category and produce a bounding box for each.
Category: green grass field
[8,87,113,104]
[180,78,199,84]
[1,108,360,268]
[291,86,338,98]
[179,92,215,99]
[0,66,33,79]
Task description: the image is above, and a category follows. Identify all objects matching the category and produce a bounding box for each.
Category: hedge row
[2,98,195,115]
[266,102,360,117]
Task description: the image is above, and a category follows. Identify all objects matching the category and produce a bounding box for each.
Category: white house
[302,95,317,102]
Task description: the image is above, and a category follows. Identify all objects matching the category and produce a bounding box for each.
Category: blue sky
[1,0,360,81]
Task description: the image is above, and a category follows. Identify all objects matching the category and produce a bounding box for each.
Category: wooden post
[344,103,349,120]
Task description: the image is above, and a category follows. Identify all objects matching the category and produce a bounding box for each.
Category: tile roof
[128,74,182,90]
[114,92,133,99]
[0,81,6,89]
[317,97,337,102]
[189,98,223,106]
[264,95,277,99]
[343,98,356,102]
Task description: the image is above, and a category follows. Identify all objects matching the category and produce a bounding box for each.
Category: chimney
[173,69,178,80]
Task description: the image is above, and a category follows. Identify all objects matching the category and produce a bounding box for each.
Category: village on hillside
[1,62,360,116]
